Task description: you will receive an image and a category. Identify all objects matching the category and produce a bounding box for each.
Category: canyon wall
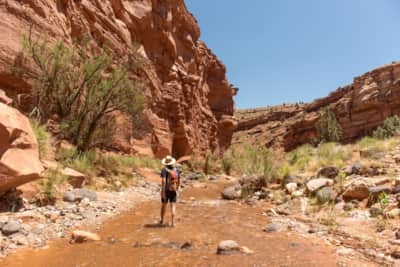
[0,0,236,158]
[234,62,400,151]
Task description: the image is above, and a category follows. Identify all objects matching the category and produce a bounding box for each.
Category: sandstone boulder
[306,178,333,193]
[217,240,240,255]
[0,103,43,193]
[221,186,241,200]
[342,179,371,201]
[62,168,87,188]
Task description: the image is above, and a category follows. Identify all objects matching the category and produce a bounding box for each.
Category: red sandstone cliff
[234,62,400,151]
[0,0,236,158]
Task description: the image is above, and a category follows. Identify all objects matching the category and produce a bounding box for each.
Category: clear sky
[185,0,400,109]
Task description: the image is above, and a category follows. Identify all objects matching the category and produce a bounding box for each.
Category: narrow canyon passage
[3,181,342,267]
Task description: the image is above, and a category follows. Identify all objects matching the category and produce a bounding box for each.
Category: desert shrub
[20,30,144,152]
[372,115,400,139]
[31,120,48,159]
[230,144,277,183]
[286,144,313,171]
[356,136,386,156]
[37,168,67,206]
[316,142,349,168]
[222,154,233,175]
[316,108,342,143]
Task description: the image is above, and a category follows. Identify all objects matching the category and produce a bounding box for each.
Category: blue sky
[185,0,400,109]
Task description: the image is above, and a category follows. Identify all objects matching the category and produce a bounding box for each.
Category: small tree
[20,29,144,152]
[372,115,400,139]
[316,108,342,143]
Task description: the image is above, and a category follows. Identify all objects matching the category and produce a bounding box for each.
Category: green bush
[316,108,342,143]
[372,115,400,139]
[31,120,48,159]
[37,168,67,206]
[231,144,277,183]
[20,31,144,152]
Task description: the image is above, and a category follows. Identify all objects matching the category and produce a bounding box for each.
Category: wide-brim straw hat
[161,155,176,166]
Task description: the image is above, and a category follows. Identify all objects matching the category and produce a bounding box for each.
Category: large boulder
[0,103,43,192]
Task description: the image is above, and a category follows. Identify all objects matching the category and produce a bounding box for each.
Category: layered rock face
[0,0,236,158]
[234,62,400,151]
[0,101,43,193]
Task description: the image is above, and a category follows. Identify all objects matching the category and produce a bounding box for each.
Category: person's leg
[170,191,177,227]
[170,203,176,227]
[160,201,167,224]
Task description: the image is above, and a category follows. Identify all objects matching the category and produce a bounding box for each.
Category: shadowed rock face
[234,62,400,151]
[0,0,236,158]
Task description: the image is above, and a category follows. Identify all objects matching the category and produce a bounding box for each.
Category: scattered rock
[342,180,370,201]
[285,183,298,194]
[240,246,254,254]
[221,186,241,200]
[395,230,400,240]
[392,185,400,194]
[391,249,400,259]
[63,189,97,203]
[316,187,334,204]
[180,241,192,250]
[306,178,333,193]
[264,223,284,233]
[317,166,339,179]
[71,230,101,243]
[369,204,383,218]
[387,209,400,219]
[369,185,392,196]
[217,240,240,255]
[1,220,21,236]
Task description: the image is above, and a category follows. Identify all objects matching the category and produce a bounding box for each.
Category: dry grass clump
[56,147,159,190]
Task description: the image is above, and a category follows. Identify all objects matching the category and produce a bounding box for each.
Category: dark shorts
[162,190,177,203]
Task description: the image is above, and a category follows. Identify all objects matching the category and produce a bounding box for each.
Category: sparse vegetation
[316,108,342,143]
[56,147,159,190]
[372,115,400,140]
[31,120,48,159]
[20,30,144,152]
[36,168,67,206]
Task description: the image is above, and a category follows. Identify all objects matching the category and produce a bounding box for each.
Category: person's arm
[160,169,166,199]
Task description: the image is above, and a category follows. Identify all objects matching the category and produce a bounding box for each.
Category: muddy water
[2,181,338,267]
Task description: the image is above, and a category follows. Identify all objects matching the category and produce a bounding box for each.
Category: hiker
[160,155,181,227]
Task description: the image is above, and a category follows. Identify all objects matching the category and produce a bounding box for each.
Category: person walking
[159,155,181,227]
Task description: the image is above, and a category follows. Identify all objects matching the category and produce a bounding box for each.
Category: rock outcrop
[0,0,236,158]
[234,62,400,151]
[0,102,43,193]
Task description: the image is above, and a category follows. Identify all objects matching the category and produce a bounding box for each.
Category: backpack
[168,169,179,191]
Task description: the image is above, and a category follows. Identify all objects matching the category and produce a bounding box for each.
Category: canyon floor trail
[1,179,372,267]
